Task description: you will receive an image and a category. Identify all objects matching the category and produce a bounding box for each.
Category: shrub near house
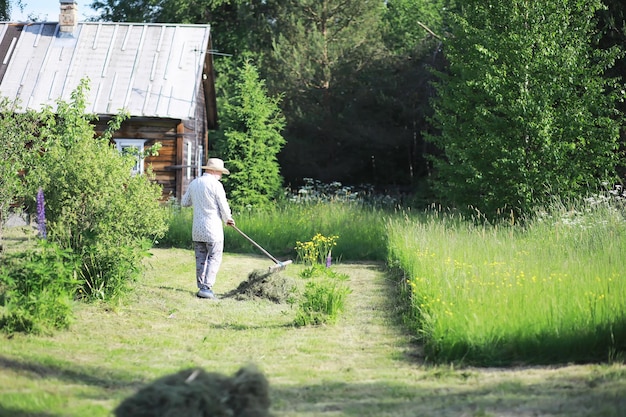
[0,81,168,335]
[31,80,168,302]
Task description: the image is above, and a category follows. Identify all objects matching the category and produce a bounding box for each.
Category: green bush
[79,241,151,301]
[0,99,41,248]
[293,266,351,326]
[0,240,80,334]
[28,80,167,302]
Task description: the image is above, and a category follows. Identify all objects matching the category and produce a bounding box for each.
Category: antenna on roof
[207,50,233,57]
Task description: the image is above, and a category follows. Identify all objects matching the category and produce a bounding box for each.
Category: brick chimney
[59,0,78,33]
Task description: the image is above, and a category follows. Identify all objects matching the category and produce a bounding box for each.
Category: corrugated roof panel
[31,28,80,109]
[0,24,50,108]
[130,24,208,118]
[0,22,211,120]
[64,23,115,107]
[145,26,174,117]
[104,25,145,114]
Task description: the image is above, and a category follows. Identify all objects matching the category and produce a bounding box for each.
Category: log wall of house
[93,117,201,201]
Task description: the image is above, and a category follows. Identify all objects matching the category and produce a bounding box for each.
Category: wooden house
[0,0,218,200]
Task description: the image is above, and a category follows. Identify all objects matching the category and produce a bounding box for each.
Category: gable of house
[0,21,215,123]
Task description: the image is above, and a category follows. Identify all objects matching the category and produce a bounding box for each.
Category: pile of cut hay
[114,365,271,417]
[223,269,298,303]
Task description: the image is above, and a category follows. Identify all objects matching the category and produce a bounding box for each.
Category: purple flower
[37,187,47,239]
[326,250,332,268]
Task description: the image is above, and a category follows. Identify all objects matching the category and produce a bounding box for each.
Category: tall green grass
[387,200,626,365]
[160,201,388,261]
[160,202,194,248]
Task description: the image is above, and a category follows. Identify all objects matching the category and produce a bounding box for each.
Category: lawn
[1,243,625,416]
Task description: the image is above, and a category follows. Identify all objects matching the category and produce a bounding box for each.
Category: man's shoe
[197,288,217,299]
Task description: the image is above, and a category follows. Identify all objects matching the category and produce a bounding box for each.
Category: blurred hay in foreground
[114,365,272,417]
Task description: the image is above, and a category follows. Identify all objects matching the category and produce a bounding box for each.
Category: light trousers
[194,240,224,290]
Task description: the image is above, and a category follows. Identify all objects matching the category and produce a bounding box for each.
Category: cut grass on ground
[0,247,625,416]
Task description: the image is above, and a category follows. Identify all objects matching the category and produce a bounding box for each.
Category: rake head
[268,260,293,273]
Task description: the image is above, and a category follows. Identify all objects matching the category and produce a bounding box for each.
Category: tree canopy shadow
[0,355,144,391]
[0,406,57,417]
[269,368,626,416]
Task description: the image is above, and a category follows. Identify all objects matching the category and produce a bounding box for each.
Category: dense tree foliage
[89,0,160,22]
[427,0,624,219]
[264,0,390,184]
[0,0,11,20]
[382,0,449,55]
[87,0,626,211]
[597,0,626,178]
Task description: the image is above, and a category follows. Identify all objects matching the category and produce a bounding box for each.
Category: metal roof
[0,22,212,119]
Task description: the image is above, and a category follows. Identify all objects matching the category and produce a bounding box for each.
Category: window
[197,145,203,178]
[114,139,147,175]
[186,141,192,180]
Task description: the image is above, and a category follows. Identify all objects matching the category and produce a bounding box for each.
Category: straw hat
[202,158,230,174]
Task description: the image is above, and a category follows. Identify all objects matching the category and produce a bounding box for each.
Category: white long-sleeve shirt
[181,173,233,243]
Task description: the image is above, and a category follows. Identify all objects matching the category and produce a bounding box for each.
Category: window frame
[114,139,147,175]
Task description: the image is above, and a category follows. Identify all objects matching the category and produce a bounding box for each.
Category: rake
[230,225,293,273]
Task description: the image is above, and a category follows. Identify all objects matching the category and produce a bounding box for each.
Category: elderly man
[181,158,235,299]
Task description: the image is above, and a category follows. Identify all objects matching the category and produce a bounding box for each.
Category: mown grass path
[265,260,626,417]
[0,246,625,416]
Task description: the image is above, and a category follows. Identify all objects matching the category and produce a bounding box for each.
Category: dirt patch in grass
[222,268,298,303]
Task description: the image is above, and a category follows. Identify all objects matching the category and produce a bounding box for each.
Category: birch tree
[427,0,624,219]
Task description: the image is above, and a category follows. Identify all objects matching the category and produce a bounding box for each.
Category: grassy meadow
[1,192,626,416]
[161,193,626,365]
[387,201,626,365]
[1,240,625,417]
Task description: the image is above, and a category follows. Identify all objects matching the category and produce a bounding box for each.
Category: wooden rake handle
[229,224,281,264]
